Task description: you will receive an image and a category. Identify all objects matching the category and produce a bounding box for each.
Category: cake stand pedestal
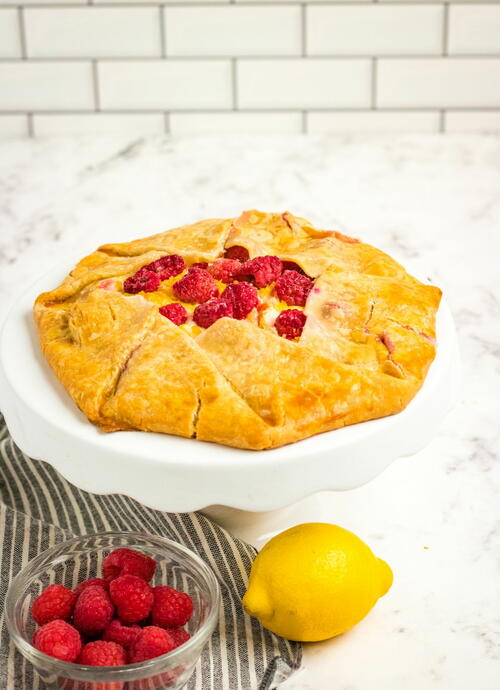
[0,267,460,546]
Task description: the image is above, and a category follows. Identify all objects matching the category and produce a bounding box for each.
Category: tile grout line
[301,3,307,57]
[439,110,445,133]
[4,108,500,116]
[92,60,100,111]
[301,111,307,134]
[27,113,34,137]
[159,5,166,58]
[0,2,462,7]
[231,58,238,110]
[371,57,377,110]
[2,55,500,63]
[442,1,449,56]
[164,111,170,135]
[17,7,27,60]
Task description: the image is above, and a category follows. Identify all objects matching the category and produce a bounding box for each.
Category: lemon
[242,522,393,642]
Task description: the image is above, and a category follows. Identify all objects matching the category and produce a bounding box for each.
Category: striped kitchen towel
[0,416,301,690]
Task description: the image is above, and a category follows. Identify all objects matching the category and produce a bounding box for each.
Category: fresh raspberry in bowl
[169,627,191,649]
[78,639,127,666]
[6,533,220,689]
[103,619,141,649]
[128,626,175,663]
[103,547,157,582]
[33,620,82,662]
[73,584,114,636]
[74,578,109,598]
[109,575,154,624]
[151,586,193,628]
[31,584,75,626]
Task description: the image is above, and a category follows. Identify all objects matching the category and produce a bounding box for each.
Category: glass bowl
[5,531,220,690]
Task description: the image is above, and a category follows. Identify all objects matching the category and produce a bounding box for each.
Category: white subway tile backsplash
[25,8,161,58]
[165,6,301,57]
[307,110,439,133]
[307,5,443,56]
[170,111,302,135]
[0,62,93,111]
[378,58,500,108]
[33,113,165,136]
[238,59,371,109]
[0,9,21,58]
[0,0,498,138]
[99,60,232,110]
[445,110,500,133]
[449,5,500,55]
[0,115,28,137]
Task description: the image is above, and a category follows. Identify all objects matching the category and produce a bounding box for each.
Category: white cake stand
[0,265,460,543]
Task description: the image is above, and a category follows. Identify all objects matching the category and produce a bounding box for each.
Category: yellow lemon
[242,522,393,642]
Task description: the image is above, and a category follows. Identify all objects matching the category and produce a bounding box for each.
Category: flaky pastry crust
[34,211,441,450]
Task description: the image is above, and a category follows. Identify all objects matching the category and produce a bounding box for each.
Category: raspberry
[73,585,114,636]
[78,640,126,667]
[207,259,241,284]
[193,298,233,329]
[103,619,141,649]
[128,626,175,663]
[189,262,208,271]
[172,268,218,304]
[282,261,306,276]
[74,578,109,599]
[168,628,191,649]
[221,282,259,320]
[224,245,249,263]
[237,256,282,288]
[275,270,313,307]
[142,254,185,281]
[109,575,153,624]
[151,586,193,628]
[103,548,157,583]
[159,303,188,326]
[31,584,75,626]
[275,309,307,340]
[123,269,160,294]
[33,620,81,662]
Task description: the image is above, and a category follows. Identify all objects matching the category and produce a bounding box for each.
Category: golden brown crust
[34,210,442,450]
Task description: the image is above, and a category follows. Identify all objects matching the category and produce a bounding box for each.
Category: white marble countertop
[1,134,499,690]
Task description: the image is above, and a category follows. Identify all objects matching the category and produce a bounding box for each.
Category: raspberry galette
[34,210,441,450]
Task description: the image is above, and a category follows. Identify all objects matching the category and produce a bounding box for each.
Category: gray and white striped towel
[0,415,301,690]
